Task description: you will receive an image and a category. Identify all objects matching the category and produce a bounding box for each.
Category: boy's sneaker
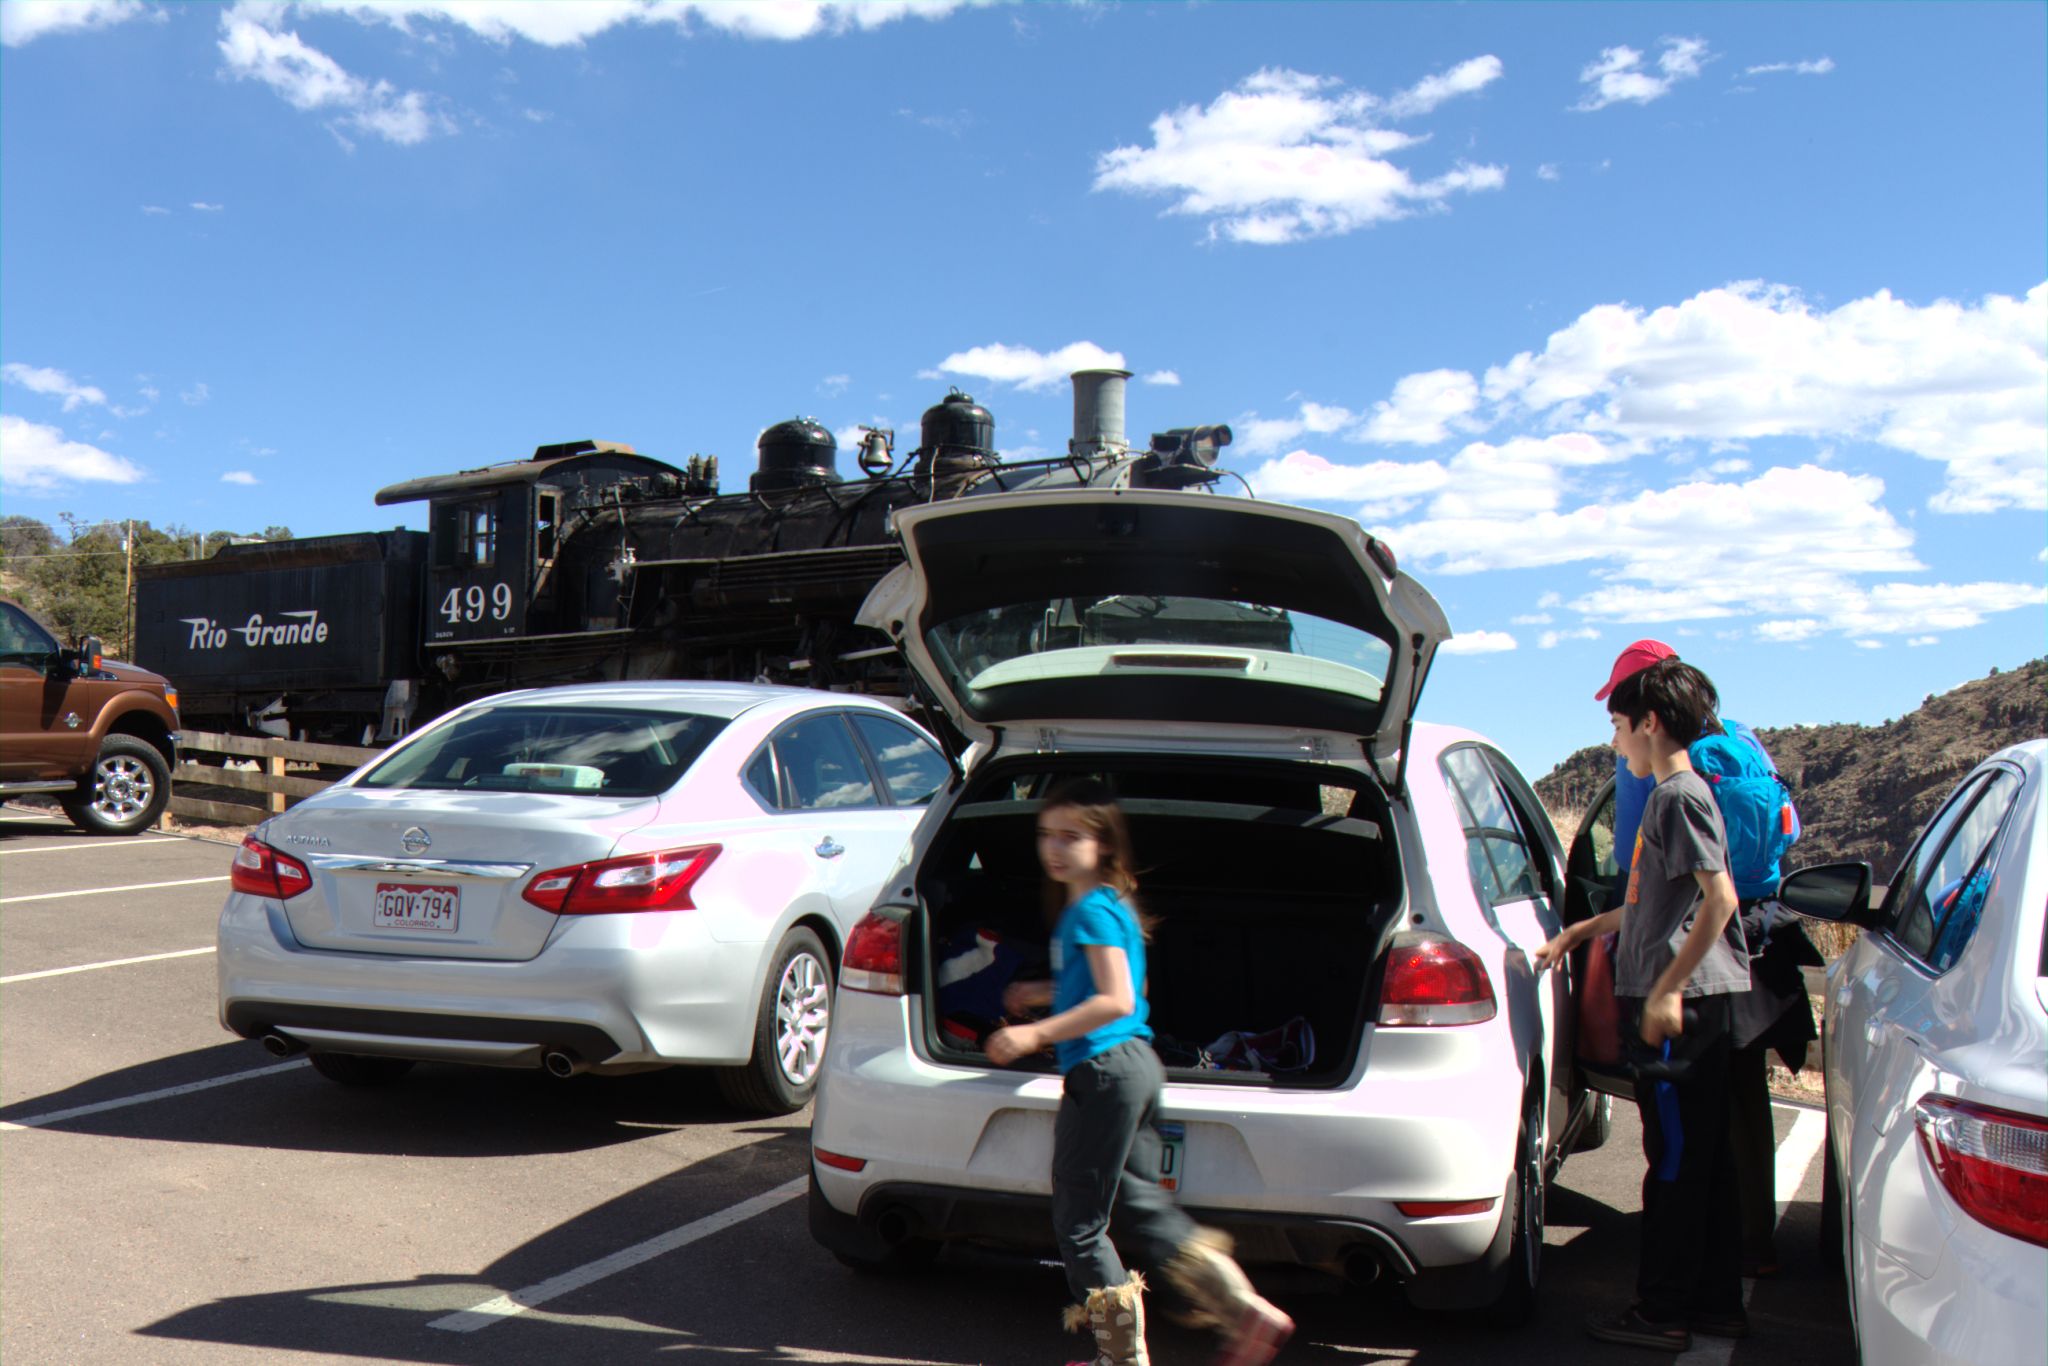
[1688,1308,1751,1339]
[1585,1306,1691,1353]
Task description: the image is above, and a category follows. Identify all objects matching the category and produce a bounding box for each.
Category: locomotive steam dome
[751,417,840,493]
[918,389,996,475]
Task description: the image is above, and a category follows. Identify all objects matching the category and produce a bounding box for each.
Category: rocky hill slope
[1536,658,2047,877]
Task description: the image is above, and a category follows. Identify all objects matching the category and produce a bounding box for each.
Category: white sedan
[217,681,950,1114]
[1779,738,2047,1365]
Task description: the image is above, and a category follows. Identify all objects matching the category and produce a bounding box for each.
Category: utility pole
[123,519,134,660]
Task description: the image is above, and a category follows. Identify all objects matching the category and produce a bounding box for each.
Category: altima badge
[400,826,432,854]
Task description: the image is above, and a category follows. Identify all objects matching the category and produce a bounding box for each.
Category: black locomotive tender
[135,370,1250,744]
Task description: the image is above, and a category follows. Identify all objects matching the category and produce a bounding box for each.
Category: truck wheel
[63,736,171,836]
[717,927,832,1116]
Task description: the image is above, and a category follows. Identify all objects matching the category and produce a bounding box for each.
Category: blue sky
[3,0,2043,779]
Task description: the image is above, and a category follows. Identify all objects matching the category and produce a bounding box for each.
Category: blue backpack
[1689,719,1800,901]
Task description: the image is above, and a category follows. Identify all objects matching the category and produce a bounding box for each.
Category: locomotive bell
[751,417,841,493]
[917,390,996,476]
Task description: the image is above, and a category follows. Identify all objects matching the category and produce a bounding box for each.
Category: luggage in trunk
[913,760,1404,1087]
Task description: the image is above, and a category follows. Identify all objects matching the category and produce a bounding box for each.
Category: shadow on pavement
[1,1040,784,1157]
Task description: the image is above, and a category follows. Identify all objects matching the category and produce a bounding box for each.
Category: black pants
[1728,1040,1779,1265]
[1051,1038,1198,1304]
[1623,994,1744,1324]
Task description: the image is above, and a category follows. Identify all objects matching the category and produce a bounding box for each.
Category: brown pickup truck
[0,597,180,835]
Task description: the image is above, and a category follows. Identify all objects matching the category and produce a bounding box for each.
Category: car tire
[62,735,171,836]
[1483,1115,1544,1329]
[716,927,832,1117]
[1571,1092,1612,1152]
[308,1053,417,1087]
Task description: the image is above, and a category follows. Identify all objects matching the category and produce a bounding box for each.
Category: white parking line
[428,1175,809,1333]
[0,875,229,905]
[1,946,214,984]
[0,838,183,856]
[0,1058,307,1131]
[1673,1105,1827,1366]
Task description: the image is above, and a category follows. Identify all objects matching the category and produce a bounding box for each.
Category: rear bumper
[810,988,1523,1279]
[216,890,769,1067]
[1854,1225,2048,1366]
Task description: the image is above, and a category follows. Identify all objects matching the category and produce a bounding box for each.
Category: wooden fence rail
[170,730,383,827]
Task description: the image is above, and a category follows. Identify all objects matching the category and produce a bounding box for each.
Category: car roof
[471,680,904,723]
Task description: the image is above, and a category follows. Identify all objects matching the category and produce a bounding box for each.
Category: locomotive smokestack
[1069,369,1132,460]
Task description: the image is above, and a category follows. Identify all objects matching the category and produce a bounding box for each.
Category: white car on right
[1778,737,2047,1366]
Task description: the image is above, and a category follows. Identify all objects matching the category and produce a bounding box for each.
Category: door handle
[815,837,844,860]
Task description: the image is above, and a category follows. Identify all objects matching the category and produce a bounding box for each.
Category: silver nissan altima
[216,680,950,1114]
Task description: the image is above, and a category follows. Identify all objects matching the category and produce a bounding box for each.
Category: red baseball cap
[1594,639,1677,701]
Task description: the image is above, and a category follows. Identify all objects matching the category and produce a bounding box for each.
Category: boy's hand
[1532,928,1575,974]
[1641,988,1684,1046]
[984,1023,1043,1066]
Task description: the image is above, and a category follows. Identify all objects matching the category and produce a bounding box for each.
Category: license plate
[1156,1120,1186,1193]
[372,882,460,933]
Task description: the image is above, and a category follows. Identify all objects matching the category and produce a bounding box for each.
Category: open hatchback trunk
[908,755,1405,1087]
[859,489,1450,786]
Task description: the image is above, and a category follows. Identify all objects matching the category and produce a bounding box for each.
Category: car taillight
[230,836,311,900]
[1913,1094,2048,1248]
[1377,933,1496,1026]
[522,845,721,915]
[840,912,904,995]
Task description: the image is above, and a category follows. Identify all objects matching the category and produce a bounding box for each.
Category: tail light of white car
[839,912,904,995]
[231,836,311,900]
[521,845,721,915]
[1377,932,1497,1027]
[1913,1094,2048,1248]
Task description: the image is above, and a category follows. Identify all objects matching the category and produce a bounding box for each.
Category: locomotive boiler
[134,369,1244,744]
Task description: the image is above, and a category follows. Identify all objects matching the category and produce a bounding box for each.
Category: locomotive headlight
[1187,424,1232,468]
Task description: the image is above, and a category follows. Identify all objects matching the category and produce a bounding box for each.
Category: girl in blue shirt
[986,779,1292,1366]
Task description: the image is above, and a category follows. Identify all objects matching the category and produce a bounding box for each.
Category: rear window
[359,707,727,798]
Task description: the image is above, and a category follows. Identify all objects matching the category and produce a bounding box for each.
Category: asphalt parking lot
[1,807,1858,1366]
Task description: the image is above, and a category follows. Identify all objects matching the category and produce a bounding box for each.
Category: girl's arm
[985,945,1134,1066]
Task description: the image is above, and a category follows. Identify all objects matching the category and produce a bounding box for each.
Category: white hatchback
[1779,738,2047,1366]
[216,681,949,1114]
[806,490,1605,1319]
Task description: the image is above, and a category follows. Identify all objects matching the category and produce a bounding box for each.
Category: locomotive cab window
[460,506,498,568]
[535,491,560,565]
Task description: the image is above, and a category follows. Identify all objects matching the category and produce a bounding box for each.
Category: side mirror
[61,636,105,676]
[1778,861,1880,927]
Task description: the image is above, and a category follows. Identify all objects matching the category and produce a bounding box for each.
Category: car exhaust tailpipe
[1342,1249,1382,1287]
[261,1032,305,1058]
[543,1050,586,1079]
[875,1207,919,1247]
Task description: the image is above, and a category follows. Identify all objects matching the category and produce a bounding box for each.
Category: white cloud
[0,0,147,47]
[1141,370,1181,387]
[321,1,965,46]
[217,5,455,146]
[1246,449,1448,515]
[221,470,260,485]
[1539,627,1601,649]
[3,362,108,412]
[1906,635,1938,647]
[1093,66,1507,244]
[180,382,210,405]
[0,415,146,491]
[1574,37,1711,111]
[1536,163,1561,182]
[1361,368,1480,445]
[1854,639,1883,650]
[1537,592,1562,608]
[1439,629,1517,655]
[820,373,851,397]
[1233,400,1358,456]
[924,341,1125,392]
[190,201,225,212]
[1745,57,1834,77]
[141,204,170,215]
[1467,280,2048,513]
[1382,55,1504,120]
[1707,458,1750,475]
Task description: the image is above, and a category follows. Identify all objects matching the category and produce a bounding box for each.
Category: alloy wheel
[90,753,156,824]
[774,950,831,1086]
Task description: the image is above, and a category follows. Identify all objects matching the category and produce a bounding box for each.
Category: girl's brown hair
[1038,777,1155,938]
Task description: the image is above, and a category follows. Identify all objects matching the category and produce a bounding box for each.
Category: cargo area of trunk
[913,758,1404,1087]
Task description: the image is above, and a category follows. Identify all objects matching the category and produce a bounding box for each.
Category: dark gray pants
[1051,1038,1198,1304]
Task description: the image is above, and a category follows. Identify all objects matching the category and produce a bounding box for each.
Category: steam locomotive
[134,370,1243,744]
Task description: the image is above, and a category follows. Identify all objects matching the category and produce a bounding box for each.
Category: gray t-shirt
[1615,769,1750,998]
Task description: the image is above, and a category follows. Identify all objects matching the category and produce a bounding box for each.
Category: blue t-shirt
[1050,885,1151,1073]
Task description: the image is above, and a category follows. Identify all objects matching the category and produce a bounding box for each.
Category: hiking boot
[1062,1273,1149,1366]
[1162,1229,1294,1366]
[1584,1305,1691,1353]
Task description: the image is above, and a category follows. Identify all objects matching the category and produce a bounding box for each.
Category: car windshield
[926,595,1392,702]
[359,707,728,798]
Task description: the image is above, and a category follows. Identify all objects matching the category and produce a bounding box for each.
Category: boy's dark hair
[1606,657,1723,746]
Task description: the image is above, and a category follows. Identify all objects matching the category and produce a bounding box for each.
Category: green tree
[0,514,55,562]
